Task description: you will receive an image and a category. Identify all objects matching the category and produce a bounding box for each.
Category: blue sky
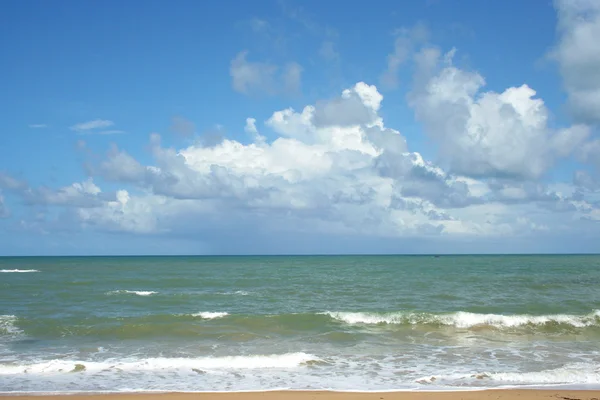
[0,0,599,255]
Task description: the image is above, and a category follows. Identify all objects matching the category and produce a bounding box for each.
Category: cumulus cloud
[77,190,162,234]
[80,82,478,237]
[0,172,106,208]
[408,48,589,180]
[230,51,302,96]
[244,118,265,143]
[33,179,104,207]
[4,54,600,250]
[552,0,600,123]
[67,80,596,243]
[95,145,147,183]
[312,82,383,128]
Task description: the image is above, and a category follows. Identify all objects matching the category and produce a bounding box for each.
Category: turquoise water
[1,255,600,392]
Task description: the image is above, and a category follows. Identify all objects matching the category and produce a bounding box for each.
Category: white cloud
[28,124,47,129]
[96,145,147,183]
[312,82,383,128]
[244,117,265,143]
[76,81,590,242]
[80,83,458,237]
[35,179,103,207]
[230,51,302,96]
[5,78,600,250]
[77,190,163,234]
[552,0,600,123]
[70,119,115,133]
[0,173,105,208]
[408,48,589,179]
[244,118,258,135]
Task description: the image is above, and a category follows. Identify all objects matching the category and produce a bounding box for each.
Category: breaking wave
[0,353,318,375]
[106,290,157,296]
[191,312,229,319]
[323,310,600,329]
[0,269,39,273]
[0,315,23,338]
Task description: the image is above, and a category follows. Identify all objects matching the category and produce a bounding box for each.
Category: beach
[2,255,600,392]
[4,391,600,400]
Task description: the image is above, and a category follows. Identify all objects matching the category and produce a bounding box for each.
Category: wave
[11,310,600,340]
[0,353,318,375]
[191,312,229,319]
[0,315,23,337]
[323,310,600,329]
[106,290,157,296]
[0,269,39,273]
[213,290,251,296]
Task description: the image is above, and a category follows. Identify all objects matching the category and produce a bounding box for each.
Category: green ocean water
[1,255,600,392]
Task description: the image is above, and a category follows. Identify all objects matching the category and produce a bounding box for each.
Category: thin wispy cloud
[28,124,48,129]
[69,119,125,135]
[70,119,115,133]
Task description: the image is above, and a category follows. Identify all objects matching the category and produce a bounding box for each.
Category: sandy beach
[3,391,600,400]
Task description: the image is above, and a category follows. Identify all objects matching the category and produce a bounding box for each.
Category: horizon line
[1,253,599,258]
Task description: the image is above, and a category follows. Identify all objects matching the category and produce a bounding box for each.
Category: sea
[1,255,600,393]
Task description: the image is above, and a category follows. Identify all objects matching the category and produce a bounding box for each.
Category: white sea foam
[1,353,600,392]
[191,312,229,319]
[218,291,250,296]
[325,312,403,325]
[106,290,157,296]
[419,363,600,386]
[0,353,318,375]
[490,363,600,384]
[324,310,600,328]
[0,269,39,273]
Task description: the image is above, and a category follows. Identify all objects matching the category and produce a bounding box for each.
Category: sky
[0,0,599,255]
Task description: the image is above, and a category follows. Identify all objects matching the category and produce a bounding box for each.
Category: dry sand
[3,391,600,400]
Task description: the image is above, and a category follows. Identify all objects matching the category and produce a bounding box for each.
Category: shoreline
[2,389,600,399]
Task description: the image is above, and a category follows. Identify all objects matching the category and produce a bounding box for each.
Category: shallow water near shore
[1,255,600,393]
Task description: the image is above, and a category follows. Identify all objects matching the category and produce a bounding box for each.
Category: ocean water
[1,255,600,393]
